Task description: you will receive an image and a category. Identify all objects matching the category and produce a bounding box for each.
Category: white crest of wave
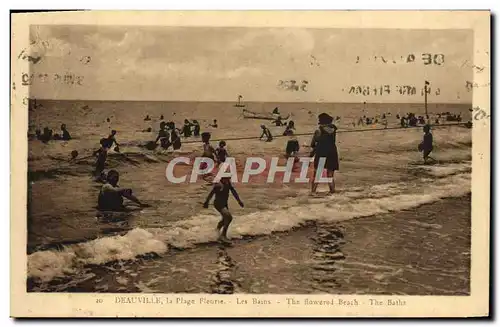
[28,164,470,283]
[28,229,167,282]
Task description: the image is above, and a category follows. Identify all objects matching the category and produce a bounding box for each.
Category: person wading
[310,113,339,194]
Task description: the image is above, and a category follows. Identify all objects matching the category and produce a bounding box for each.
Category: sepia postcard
[10,10,490,318]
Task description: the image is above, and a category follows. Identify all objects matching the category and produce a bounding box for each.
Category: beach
[26,100,472,293]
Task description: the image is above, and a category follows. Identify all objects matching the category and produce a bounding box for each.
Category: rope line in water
[179,122,470,144]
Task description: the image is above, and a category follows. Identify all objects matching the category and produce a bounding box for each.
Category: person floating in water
[310,113,339,194]
[106,117,111,123]
[215,140,229,164]
[182,119,193,137]
[283,120,295,136]
[203,176,244,243]
[272,107,280,115]
[93,138,110,182]
[160,114,164,120]
[97,169,146,211]
[144,115,151,121]
[419,124,435,164]
[209,119,218,128]
[260,125,273,142]
[192,120,201,137]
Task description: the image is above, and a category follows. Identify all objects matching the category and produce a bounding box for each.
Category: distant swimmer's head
[423,124,431,133]
[106,169,120,185]
[111,130,117,136]
[71,150,78,159]
[260,124,266,129]
[214,119,217,123]
[318,113,334,125]
[201,132,211,143]
[219,140,226,147]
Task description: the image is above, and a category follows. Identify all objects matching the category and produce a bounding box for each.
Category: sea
[26,100,472,294]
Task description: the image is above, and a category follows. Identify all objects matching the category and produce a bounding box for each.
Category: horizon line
[31,99,472,105]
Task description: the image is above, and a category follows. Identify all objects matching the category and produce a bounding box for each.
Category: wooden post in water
[424,80,430,117]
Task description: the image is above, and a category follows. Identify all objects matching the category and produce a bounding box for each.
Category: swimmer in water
[199,132,215,181]
[41,127,53,143]
[203,176,244,243]
[182,119,193,137]
[155,121,171,149]
[93,138,110,182]
[97,170,146,211]
[419,124,435,164]
[201,132,216,160]
[60,124,71,141]
[215,140,229,164]
[104,130,120,149]
[144,115,151,121]
[192,120,201,137]
[283,120,295,136]
[209,119,218,128]
[285,137,300,158]
[259,125,273,142]
[170,124,182,150]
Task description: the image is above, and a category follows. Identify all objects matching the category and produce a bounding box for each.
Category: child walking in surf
[203,177,244,243]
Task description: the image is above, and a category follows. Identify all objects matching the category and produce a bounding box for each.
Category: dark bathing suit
[98,183,126,211]
[213,183,233,211]
[311,124,339,171]
[423,133,433,157]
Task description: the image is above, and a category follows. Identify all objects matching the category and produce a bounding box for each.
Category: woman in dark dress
[310,113,339,194]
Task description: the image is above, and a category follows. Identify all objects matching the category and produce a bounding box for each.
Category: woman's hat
[318,113,333,124]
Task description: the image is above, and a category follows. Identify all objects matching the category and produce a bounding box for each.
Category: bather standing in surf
[203,177,244,243]
[310,113,339,194]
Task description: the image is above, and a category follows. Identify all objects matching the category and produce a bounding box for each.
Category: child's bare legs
[217,207,233,240]
[311,169,319,194]
[327,170,335,194]
[216,220,224,231]
[423,150,436,164]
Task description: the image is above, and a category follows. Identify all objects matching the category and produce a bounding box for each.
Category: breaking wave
[27,161,471,283]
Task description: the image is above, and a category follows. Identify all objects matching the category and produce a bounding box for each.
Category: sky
[27,25,473,103]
